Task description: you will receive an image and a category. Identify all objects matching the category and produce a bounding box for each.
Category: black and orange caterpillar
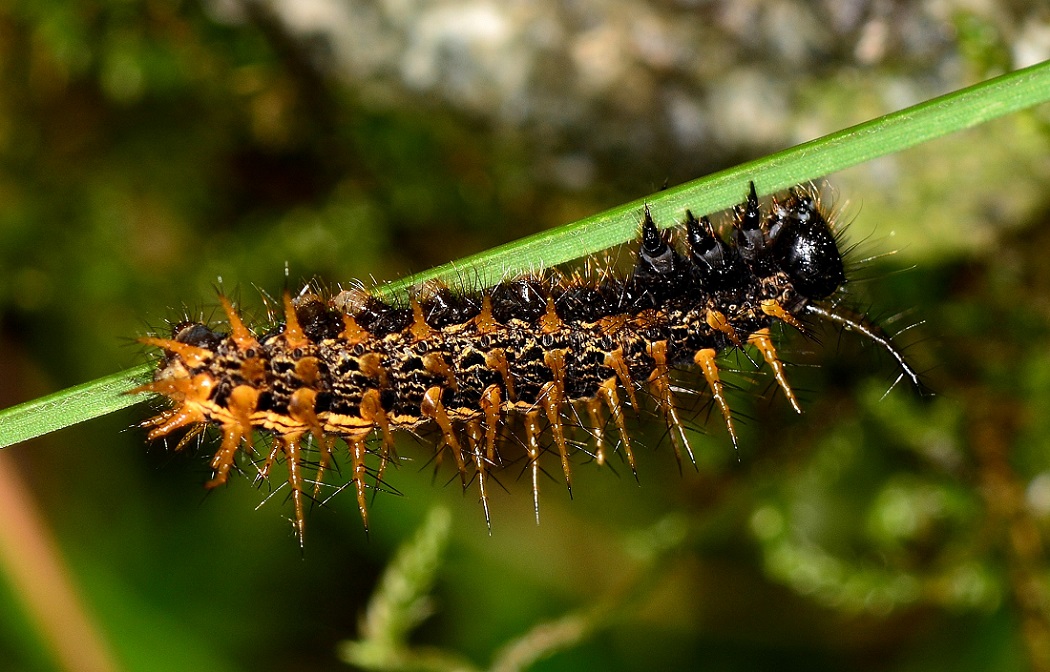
[136,183,922,543]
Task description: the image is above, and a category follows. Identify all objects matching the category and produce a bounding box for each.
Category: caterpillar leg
[760,298,805,332]
[134,373,215,440]
[465,418,492,531]
[471,385,505,530]
[539,381,573,497]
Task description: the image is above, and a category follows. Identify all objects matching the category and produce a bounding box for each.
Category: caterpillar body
[136,183,922,544]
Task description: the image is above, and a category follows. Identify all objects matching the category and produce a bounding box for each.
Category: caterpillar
[135,182,922,544]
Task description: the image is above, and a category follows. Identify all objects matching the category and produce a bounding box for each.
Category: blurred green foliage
[1,3,1050,672]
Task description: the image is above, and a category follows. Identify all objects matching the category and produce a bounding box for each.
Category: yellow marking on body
[543,349,568,395]
[633,308,665,330]
[218,295,260,352]
[282,291,310,349]
[319,413,374,434]
[596,314,630,335]
[423,352,458,390]
[760,299,805,332]
[238,355,268,386]
[539,296,563,334]
[409,299,437,341]
[473,295,499,333]
[485,348,515,400]
[288,388,323,440]
[294,357,321,387]
[705,309,742,347]
[339,315,369,344]
[139,338,213,368]
[358,352,387,386]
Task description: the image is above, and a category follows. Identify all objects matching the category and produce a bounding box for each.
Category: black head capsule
[732,181,775,275]
[685,211,748,290]
[771,191,846,299]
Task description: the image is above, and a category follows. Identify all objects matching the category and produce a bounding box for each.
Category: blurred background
[1,1,1050,670]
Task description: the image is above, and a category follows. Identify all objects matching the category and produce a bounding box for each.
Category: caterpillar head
[770,190,845,300]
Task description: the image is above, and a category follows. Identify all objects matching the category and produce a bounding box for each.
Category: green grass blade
[1,59,1048,450]
[0,365,153,449]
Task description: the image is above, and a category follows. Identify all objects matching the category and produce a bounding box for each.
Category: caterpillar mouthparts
[135,182,922,544]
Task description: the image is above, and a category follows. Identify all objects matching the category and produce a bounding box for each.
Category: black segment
[422,288,481,328]
[557,285,610,322]
[354,297,413,336]
[295,299,343,341]
[732,181,775,275]
[490,280,547,323]
[685,211,750,291]
[172,322,224,349]
[630,207,690,308]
